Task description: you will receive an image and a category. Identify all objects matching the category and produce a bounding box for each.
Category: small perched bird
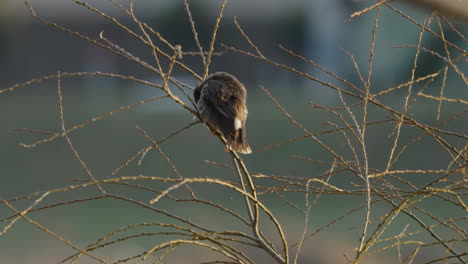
[194,72,252,154]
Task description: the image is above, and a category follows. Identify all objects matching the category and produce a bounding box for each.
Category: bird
[194,72,252,154]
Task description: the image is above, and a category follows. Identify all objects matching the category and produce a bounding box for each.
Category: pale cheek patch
[234,118,242,130]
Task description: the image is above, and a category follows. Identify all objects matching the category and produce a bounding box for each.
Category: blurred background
[1,0,466,263]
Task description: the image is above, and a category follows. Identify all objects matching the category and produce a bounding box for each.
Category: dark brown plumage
[194,72,252,154]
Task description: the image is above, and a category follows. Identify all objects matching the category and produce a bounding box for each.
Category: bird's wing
[203,80,238,119]
[201,80,238,138]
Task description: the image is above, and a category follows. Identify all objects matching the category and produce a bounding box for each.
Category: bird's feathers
[194,72,251,154]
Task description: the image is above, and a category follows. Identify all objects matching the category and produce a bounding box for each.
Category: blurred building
[0,0,462,99]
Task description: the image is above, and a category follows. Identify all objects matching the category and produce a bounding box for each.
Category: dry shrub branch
[1,1,466,263]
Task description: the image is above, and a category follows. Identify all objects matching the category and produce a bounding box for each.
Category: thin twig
[57,71,106,194]
[347,0,392,21]
[203,0,228,79]
[356,7,380,258]
[183,0,206,67]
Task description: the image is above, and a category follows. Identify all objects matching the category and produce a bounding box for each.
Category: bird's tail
[228,129,252,154]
